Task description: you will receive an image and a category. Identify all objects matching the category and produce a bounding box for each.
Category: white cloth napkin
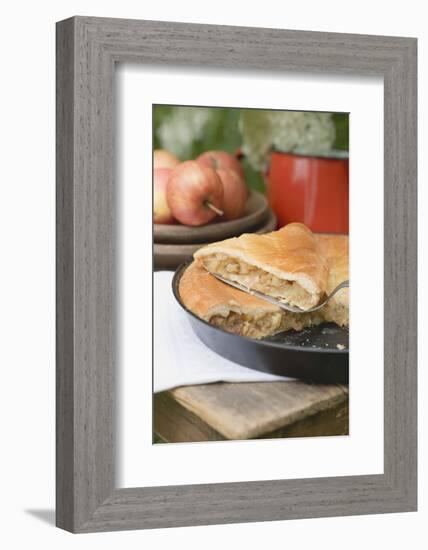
[154,271,293,393]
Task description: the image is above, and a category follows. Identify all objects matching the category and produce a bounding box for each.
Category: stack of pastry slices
[179,222,349,340]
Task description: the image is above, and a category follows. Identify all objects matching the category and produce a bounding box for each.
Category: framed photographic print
[56,16,417,532]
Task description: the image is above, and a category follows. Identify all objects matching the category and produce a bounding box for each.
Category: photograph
[153,105,350,443]
[0,0,419,541]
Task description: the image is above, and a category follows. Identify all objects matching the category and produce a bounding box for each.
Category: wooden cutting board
[154,381,349,441]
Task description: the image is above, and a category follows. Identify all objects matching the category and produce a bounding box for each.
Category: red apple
[153,149,180,170]
[196,150,245,180]
[216,168,248,221]
[153,168,175,224]
[166,161,224,226]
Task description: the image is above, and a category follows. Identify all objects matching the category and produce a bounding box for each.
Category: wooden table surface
[154,380,349,442]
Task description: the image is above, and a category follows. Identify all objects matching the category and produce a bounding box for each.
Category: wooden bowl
[154,210,277,270]
[154,190,269,244]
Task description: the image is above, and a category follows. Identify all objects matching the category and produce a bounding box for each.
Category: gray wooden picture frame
[56,16,417,533]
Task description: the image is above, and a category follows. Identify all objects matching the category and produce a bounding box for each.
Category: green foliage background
[153,106,349,193]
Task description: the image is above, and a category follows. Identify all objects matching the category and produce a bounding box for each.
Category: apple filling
[209,311,283,339]
[209,309,324,340]
[322,301,348,327]
[200,254,313,309]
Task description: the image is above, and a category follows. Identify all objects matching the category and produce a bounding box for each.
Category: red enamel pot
[265,151,349,234]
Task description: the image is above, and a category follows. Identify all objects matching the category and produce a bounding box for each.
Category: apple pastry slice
[179,261,324,340]
[315,234,349,327]
[194,223,329,311]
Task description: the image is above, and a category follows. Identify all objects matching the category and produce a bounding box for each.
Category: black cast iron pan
[172,261,349,384]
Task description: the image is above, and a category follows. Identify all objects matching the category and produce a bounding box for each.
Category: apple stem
[205,201,224,216]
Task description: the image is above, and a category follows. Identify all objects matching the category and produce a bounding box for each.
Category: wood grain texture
[170,381,348,439]
[56,16,417,532]
[264,400,349,439]
[154,382,349,441]
[155,398,349,442]
[56,17,75,532]
[154,391,226,442]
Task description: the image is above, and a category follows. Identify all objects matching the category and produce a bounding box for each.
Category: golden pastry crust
[315,234,349,326]
[180,227,349,339]
[194,223,329,310]
[179,260,278,320]
[179,261,323,339]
